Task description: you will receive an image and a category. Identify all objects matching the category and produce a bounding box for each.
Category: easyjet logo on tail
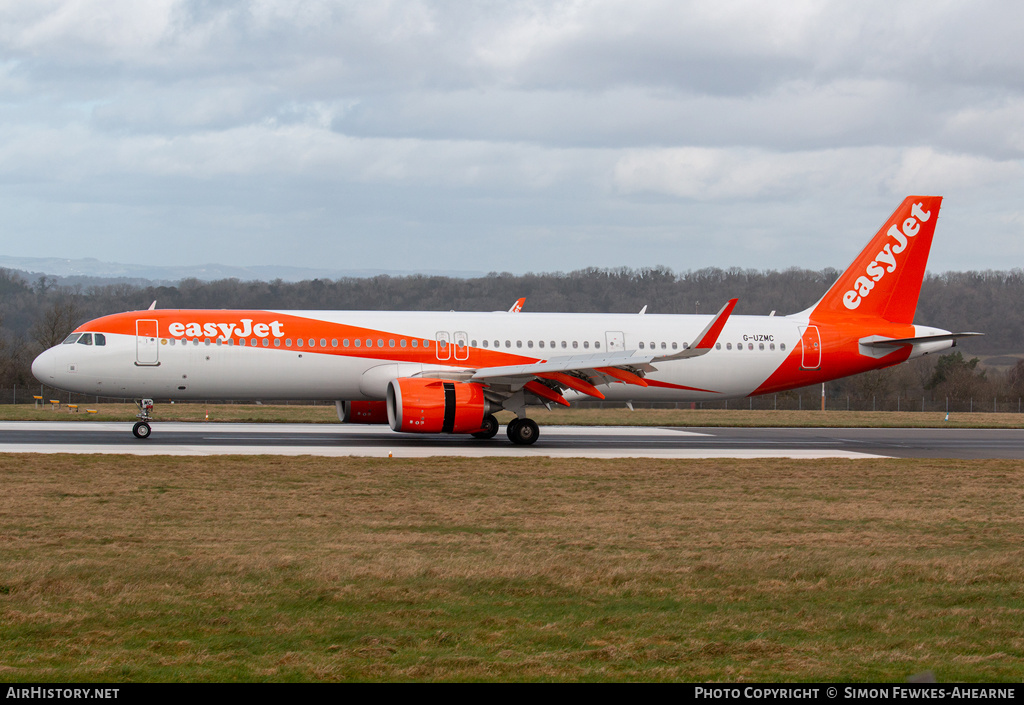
[167,319,285,339]
[842,202,931,310]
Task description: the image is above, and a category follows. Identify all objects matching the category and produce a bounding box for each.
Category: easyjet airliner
[32,196,979,444]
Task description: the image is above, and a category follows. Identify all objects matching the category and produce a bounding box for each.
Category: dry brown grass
[1,454,1021,682]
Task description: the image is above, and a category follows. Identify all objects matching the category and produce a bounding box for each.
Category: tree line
[2,266,1021,408]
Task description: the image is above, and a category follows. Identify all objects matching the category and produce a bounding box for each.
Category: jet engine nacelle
[336,400,390,424]
[386,378,488,434]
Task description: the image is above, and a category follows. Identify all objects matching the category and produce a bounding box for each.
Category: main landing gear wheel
[506,417,539,446]
[472,414,500,439]
[132,421,152,439]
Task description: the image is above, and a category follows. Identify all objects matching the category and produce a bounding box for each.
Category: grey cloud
[1,0,1023,276]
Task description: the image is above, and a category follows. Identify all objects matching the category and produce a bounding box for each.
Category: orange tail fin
[811,196,942,324]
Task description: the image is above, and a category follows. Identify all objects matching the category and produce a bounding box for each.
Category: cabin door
[136,319,160,366]
[800,325,821,370]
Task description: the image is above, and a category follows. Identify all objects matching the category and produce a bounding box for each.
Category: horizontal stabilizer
[860,332,984,348]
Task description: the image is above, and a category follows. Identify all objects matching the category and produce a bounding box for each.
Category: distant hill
[0,256,484,283]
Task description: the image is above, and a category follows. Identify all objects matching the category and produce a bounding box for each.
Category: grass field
[1,454,1021,682]
[3,402,1024,428]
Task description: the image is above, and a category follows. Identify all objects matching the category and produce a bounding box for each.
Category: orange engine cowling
[386,378,487,434]
[337,400,390,424]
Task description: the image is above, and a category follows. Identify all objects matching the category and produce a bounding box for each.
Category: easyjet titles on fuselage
[166,319,285,340]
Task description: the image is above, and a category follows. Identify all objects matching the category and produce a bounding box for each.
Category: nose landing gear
[133,398,154,439]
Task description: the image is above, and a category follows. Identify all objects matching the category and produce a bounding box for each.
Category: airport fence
[0,386,327,408]
[575,393,1024,414]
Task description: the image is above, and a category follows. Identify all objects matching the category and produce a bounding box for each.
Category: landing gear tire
[507,417,539,446]
[506,418,521,441]
[132,421,152,439]
[472,414,500,439]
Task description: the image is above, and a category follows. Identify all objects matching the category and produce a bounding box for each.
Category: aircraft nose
[32,347,56,384]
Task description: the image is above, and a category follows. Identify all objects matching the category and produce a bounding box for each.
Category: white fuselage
[34,310,813,402]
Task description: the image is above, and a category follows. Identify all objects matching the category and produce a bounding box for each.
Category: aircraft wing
[452,298,738,403]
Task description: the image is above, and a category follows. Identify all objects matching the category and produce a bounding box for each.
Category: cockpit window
[77,333,93,345]
[62,333,82,344]
[94,333,106,346]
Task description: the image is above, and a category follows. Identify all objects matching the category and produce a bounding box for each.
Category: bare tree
[30,298,81,350]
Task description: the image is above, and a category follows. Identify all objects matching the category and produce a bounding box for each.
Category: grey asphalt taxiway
[3,421,1024,459]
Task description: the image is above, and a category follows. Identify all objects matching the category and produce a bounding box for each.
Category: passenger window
[661,342,666,350]
[517,341,522,348]
[780,343,786,351]
[528,341,534,348]
[561,341,566,348]
[505,340,511,348]
[671,342,677,350]
[354,339,361,347]
[274,339,281,347]
[538,340,544,348]
[639,342,645,349]
[572,341,578,349]
[411,340,417,348]
[401,339,407,348]
[595,341,601,349]
[759,343,764,350]
[332,339,338,347]
[715,343,721,350]
[583,341,589,349]
[726,343,732,350]
[482,340,488,348]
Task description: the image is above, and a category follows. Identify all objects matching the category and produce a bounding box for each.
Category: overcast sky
[1,0,1022,276]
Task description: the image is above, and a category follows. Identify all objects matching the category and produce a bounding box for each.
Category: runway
[3,421,1023,459]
